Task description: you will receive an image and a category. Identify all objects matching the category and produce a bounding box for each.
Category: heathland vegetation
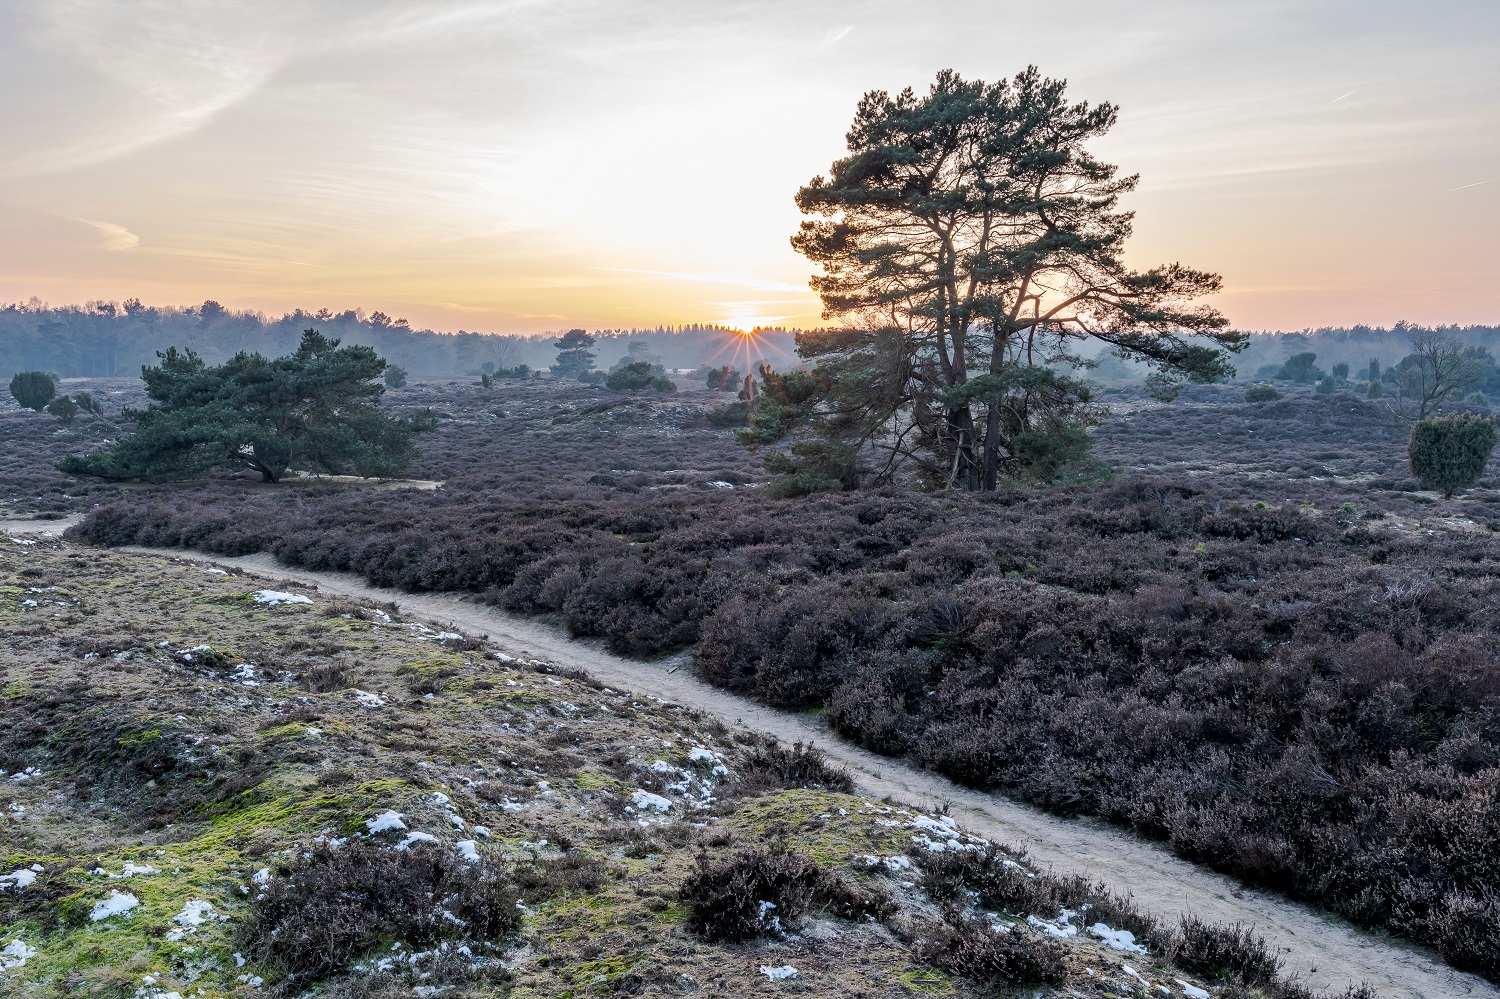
[5,65,1500,994]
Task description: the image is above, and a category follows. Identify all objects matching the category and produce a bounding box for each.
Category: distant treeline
[4,297,1497,383]
[0,298,802,379]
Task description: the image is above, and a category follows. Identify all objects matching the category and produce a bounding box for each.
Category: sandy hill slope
[2,537,1355,999]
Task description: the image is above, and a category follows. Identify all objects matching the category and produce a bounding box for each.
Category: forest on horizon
[5,296,1500,385]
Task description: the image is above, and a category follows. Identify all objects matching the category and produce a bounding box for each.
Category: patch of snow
[0,938,37,970]
[166,900,220,940]
[9,538,35,546]
[431,792,451,805]
[252,868,271,885]
[1089,922,1149,954]
[398,831,439,849]
[455,840,480,863]
[631,790,672,812]
[251,590,311,605]
[202,567,229,575]
[111,863,158,879]
[1176,980,1210,999]
[472,825,490,838]
[688,746,716,763]
[90,890,139,921]
[759,964,798,981]
[366,810,408,834]
[0,869,36,890]
[353,689,386,708]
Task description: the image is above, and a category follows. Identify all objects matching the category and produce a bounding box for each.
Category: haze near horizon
[2,0,1497,334]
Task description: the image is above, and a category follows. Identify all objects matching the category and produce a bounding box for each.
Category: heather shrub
[914,916,1067,988]
[1408,412,1497,497]
[241,841,520,981]
[732,740,854,795]
[677,843,823,942]
[1164,916,1282,986]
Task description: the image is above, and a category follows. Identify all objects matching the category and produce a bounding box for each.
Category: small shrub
[10,371,56,411]
[73,390,103,415]
[1315,375,1337,394]
[240,840,520,982]
[1243,383,1282,403]
[705,401,750,427]
[511,853,614,901]
[1163,916,1282,986]
[733,740,854,795]
[606,362,657,391]
[679,843,824,942]
[384,364,408,388]
[764,470,843,499]
[1408,412,1497,498]
[915,916,1067,989]
[1368,379,1384,398]
[47,394,80,423]
[301,662,352,692]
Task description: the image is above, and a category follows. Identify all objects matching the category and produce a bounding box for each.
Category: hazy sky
[2,0,1497,333]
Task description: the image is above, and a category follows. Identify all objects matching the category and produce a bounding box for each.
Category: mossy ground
[2,538,1231,998]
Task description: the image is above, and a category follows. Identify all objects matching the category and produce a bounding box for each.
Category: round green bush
[1243,383,1282,403]
[1409,412,1498,498]
[9,370,56,411]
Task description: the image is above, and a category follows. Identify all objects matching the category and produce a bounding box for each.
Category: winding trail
[3,515,1493,999]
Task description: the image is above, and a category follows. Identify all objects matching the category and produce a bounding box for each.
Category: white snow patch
[251,590,311,605]
[9,538,35,546]
[353,689,386,708]
[759,965,798,981]
[1089,922,1148,954]
[631,790,672,812]
[0,938,37,970]
[90,890,139,921]
[366,810,408,834]
[1176,981,1210,999]
[110,862,158,879]
[0,870,36,890]
[455,840,480,863]
[472,825,490,838]
[688,746,717,762]
[165,900,219,940]
[398,831,439,849]
[252,868,271,885]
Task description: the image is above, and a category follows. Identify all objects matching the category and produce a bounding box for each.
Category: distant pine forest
[4,297,1500,383]
[0,298,803,379]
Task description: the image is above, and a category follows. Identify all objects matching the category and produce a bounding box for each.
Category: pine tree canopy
[58,329,432,483]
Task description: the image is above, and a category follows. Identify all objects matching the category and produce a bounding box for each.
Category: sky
[1,0,1497,334]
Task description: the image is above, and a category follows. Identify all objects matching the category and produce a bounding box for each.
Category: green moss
[726,789,906,864]
[900,966,956,994]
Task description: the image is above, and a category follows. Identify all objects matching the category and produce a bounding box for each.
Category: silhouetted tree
[552,329,597,380]
[785,67,1243,490]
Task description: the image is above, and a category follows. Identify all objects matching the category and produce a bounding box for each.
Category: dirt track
[3,516,1493,999]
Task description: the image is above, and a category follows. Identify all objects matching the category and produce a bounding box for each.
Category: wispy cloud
[822,24,855,46]
[76,218,139,251]
[1446,180,1490,193]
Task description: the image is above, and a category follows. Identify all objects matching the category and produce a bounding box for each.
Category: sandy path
[3,516,1491,999]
